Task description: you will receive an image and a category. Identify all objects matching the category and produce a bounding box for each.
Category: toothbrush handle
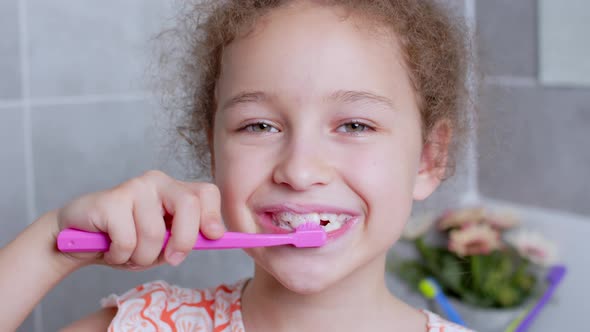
[514,283,558,332]
[435,293,466,326]
[57,228,294,252]
[191,232,292,249]
[504,304,532,332]
[57,229,111,252]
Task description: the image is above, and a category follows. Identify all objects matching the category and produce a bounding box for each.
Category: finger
[184,182,225,239]
[129,180,167,266]
[58,189,138,265]
[58,192,107,232]
[101,197,137,265]
[160,182,201,266]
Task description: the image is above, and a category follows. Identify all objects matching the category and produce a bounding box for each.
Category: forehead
[216,4,417,109]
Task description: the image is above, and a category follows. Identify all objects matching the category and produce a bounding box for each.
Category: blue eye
[337,121,373,133]
[242,122,279,133]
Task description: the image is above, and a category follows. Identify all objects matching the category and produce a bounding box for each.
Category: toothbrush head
[419,277,467,326]
[418,278,439,299]
[292,223,327,248]
[546,265,566,284]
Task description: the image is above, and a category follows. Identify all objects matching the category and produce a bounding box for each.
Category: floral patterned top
[102,280,474,332]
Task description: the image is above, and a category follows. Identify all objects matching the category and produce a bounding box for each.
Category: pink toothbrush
[57,223,327,252]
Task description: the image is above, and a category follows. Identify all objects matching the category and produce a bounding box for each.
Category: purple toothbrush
[514,265,567,332]
[57,223,327,252]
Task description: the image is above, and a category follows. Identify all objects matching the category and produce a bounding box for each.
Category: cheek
[214,145,245,194]
[344,141,419,232]
[346,142,417,197]
[213,138,270,229]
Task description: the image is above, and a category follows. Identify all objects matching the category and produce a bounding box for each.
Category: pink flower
[505,230,558,267]
[437,207,485,231]
[448,223,502,256]
[482,209,520,230]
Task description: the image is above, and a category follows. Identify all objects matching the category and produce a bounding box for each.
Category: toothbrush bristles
[293,222,327,248]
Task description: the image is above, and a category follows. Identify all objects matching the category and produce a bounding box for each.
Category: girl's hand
[54,170,225,269]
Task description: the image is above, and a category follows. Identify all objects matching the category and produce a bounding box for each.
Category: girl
[0,0,474,331]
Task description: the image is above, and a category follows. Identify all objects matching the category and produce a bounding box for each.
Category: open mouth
[270,211,354,232]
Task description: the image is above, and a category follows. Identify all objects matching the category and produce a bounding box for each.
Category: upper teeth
[272,212,353,232]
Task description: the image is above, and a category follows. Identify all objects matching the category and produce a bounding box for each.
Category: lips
[255,203,361,239]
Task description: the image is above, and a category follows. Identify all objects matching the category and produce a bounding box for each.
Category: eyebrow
[220,91,275,112]
[220,89,396,112]
[327,90,396,111]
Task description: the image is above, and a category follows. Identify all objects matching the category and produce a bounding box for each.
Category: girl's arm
[59,308,117,332]
[0,211,86,331]
[0,171,225,330]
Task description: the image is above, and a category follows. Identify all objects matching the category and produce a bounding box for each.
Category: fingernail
[167,251,186,266]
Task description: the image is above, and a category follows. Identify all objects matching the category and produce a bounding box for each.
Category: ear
[412,120,452,201]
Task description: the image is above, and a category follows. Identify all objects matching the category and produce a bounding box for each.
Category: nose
[272,134,334,191]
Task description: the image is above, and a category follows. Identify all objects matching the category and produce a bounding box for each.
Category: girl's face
[213,4,441,293]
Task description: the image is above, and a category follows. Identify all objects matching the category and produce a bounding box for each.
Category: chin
[273,267,340,295]
[251,247,350,295]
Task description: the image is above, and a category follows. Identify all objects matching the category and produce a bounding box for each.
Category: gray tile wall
[0,0,21,99]
[539,0,590,86]
[478,85,590,215]
[475,0,538,78]
[476,0,590,216]
[0,108,27,249]
[32,101,163,213]
[27,0,169,97]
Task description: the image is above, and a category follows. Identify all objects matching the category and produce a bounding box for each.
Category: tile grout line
[462,0,480,205]
[0,92,150,109]
[0,101,24,109]
[18,0,35,226]
[17,0,43,331]
[484,75,538,87]
[18,0,34,227]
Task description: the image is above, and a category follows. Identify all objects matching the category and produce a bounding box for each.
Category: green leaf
[415,238,440,271]
[469,255,483,292]
[495,285,520,307]
[394,261,429,290]
[438,251,465,294]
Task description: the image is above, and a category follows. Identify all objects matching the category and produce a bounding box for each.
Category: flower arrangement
[392,207,558,309]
